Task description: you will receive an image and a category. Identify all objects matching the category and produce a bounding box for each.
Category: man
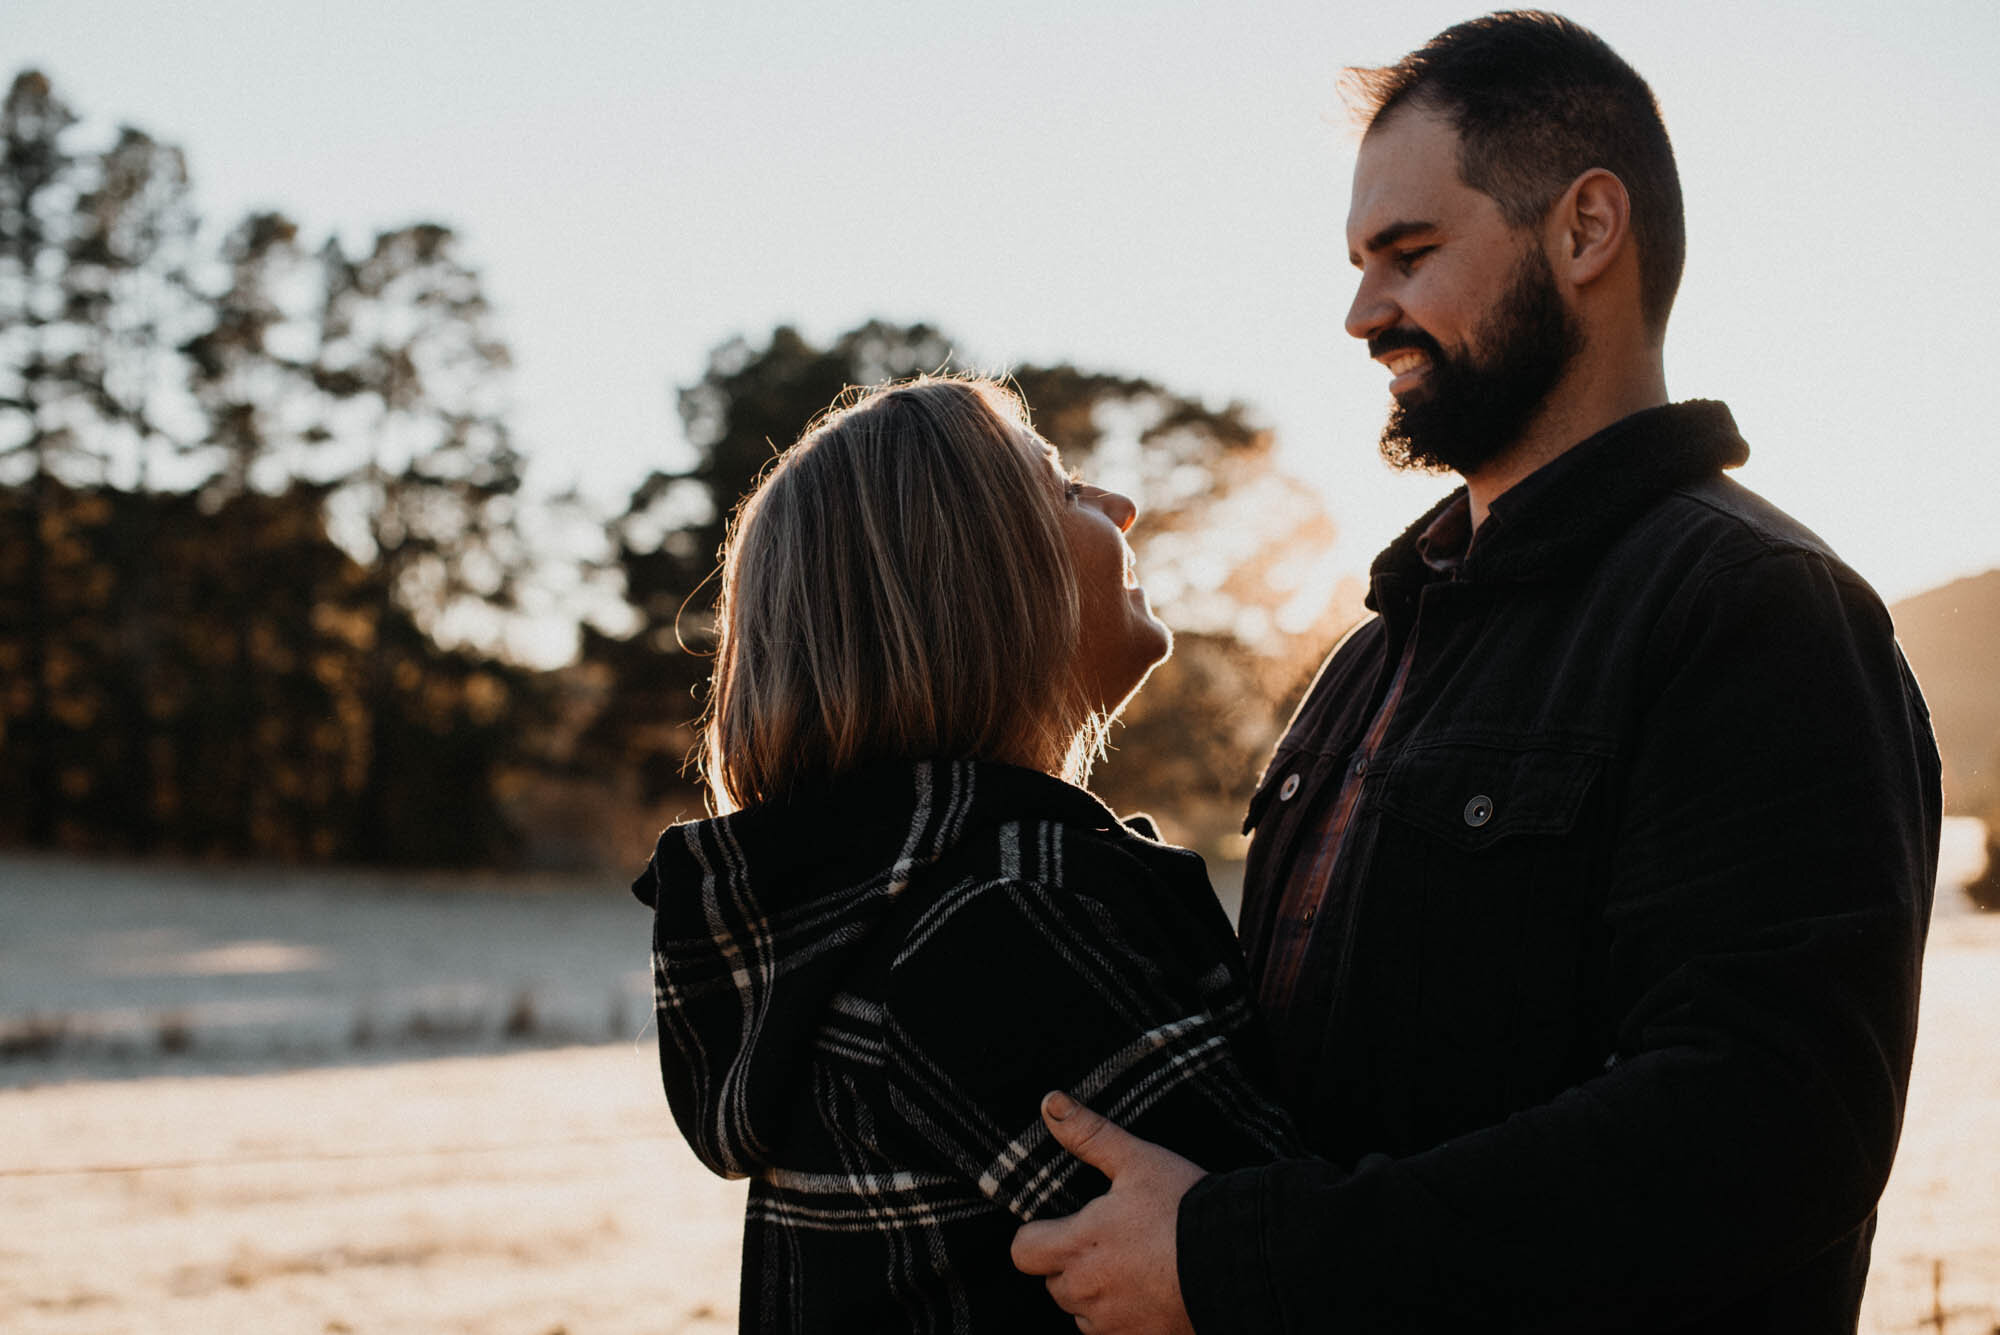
[1012,11,1940,1332]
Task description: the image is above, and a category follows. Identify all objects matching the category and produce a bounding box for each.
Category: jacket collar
[1367,400,1748,609]
[632,759,1133,908]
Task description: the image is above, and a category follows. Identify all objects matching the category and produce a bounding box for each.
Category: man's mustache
[1368,328,1445,362]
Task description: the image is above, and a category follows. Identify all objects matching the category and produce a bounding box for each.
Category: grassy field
[2,829,1995,1332]
[0,1044,742,1334]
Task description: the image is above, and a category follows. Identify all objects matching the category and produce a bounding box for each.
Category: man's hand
[1010,1091,1207,1335]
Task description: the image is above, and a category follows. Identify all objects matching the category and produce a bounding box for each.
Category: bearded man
[1012,11,1941,1333]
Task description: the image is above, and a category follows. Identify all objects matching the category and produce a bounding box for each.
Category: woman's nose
[1097,489,1138,533]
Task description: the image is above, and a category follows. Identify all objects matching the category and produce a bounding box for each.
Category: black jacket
[1178,401,1941,1332]
[634,760,1300,1332]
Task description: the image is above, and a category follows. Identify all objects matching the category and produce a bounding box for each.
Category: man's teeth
[1386,351,1426,376]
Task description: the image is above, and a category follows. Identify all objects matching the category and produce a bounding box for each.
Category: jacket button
[1463,794,1494,827]
[1278,773,1301,801]
[1351,755,1368,776]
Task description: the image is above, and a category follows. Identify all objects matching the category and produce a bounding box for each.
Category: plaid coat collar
[632,759,1135,915]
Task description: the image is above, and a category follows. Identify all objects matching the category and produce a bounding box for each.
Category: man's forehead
[1345,108,1475,250]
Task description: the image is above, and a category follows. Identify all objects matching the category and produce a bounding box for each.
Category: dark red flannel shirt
[1253,493,1472,1028]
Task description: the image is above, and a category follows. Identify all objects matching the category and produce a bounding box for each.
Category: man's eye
[1395,246,1436,274]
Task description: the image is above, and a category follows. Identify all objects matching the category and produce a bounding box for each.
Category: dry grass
[1,837,1994,1331]
[0,1045,746,1334]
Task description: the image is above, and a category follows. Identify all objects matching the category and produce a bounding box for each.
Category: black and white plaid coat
[633,759,1302,1333]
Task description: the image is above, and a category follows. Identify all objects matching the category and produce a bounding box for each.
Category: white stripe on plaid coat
[634,759,1303,1333]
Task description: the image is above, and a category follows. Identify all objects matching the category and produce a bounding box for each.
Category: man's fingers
[1014,1093,1202,1332]
[1010,1216,1071,1276]
[1041,1090,1138,1178]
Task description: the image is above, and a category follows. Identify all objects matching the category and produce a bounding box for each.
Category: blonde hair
[701,376,1106,812]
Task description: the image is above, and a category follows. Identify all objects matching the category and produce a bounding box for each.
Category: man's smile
[1381,348,1430,396]
[1367,328,1445,399]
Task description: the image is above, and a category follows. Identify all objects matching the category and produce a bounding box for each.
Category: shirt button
[1463,794,1494,827]
[1278,773,1301,801]
[1351,755,1369,777]
[1301,906,1317,926]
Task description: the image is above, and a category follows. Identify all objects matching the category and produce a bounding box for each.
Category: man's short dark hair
[1346,10,1685,333]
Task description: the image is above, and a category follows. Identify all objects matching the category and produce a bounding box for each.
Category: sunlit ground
[0,825,1993,1333]
[0,1046,742,1334]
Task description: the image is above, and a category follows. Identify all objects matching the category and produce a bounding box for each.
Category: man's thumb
[1041,1090,1133,1176]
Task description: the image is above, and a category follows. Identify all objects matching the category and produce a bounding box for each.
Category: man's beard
[1375,244,1582,477]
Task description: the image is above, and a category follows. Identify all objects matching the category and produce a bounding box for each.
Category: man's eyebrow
[1350,220,1437,266]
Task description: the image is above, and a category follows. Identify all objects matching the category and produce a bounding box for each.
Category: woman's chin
[1101,623,1174,715]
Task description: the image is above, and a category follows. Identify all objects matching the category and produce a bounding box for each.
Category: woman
[632,377,1299,1331]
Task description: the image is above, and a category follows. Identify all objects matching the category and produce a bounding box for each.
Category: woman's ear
[1550,167,1631,288]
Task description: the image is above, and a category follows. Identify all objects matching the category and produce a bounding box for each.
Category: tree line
[0,70,1350,869]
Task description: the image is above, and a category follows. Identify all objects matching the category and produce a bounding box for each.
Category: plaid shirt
[1253,494,1472,1028]
[634,760,1301,1333]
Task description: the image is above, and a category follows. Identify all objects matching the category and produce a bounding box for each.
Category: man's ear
[1550,167,1631,289]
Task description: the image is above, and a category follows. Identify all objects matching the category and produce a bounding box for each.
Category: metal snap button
[1278,773,1301,801]
[1351,755,1368,777]
[1463,794,1494,827]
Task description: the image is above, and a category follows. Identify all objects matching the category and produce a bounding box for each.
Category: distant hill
[1892,569,2000,815]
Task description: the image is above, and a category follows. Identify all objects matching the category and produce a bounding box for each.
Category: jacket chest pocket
[1364,740,1608,1058]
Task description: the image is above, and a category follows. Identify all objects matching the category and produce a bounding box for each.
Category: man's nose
[1345,273,1397,342]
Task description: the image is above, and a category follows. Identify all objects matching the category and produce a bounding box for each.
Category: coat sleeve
[879,846,1303,1223]
[1178,548,1942,1331]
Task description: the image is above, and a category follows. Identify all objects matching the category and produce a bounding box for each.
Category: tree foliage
[0,70,530,864]
[0,69,1353,868]
[0,477,529,860]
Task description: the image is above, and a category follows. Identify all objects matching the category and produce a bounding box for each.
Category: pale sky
[12,0,2000,655]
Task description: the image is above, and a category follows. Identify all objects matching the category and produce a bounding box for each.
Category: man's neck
[1464,358,1668,533]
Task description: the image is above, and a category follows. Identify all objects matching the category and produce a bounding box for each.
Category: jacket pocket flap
[1376,741,1603,851]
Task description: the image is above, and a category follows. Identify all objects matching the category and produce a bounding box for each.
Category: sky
[11,0,2000,659]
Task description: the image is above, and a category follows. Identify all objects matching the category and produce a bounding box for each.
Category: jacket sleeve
[879,846,1303,1222]
[1179,548,1941,1331]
